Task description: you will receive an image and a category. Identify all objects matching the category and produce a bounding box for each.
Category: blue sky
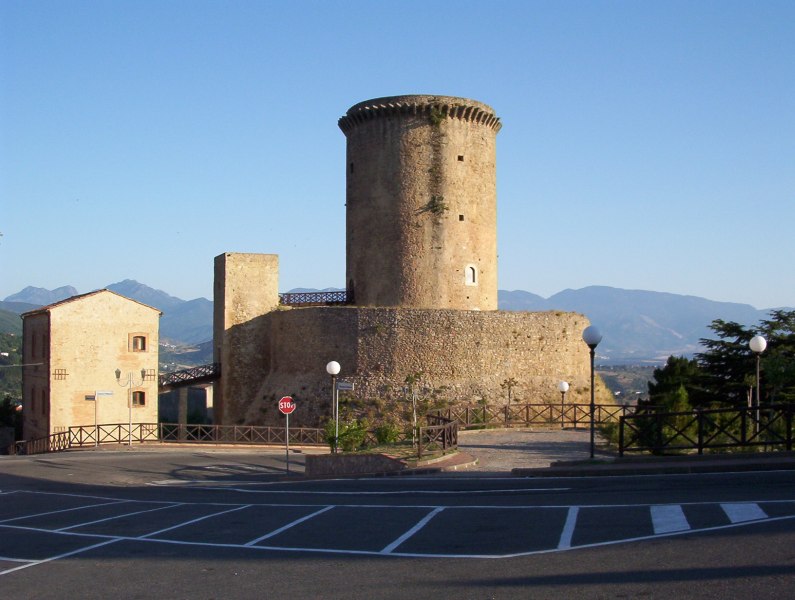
[2,0,793,309]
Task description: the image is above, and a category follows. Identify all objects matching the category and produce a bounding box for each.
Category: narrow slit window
[459,214,465,221]
[465,265,478,286]
[457,155,464,162]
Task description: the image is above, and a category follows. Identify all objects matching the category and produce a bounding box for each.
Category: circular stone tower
[338,95,502,311]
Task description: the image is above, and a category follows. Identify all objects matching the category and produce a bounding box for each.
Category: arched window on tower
[465,265,478,286]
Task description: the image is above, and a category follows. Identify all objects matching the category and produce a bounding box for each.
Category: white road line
[381,507,445,554]
[651,505,690,534]
[0,539,121,576]
[193,486,569,495]
[56,503,183,532]
[721,503,768,523]
[557,506,579,549]
[244,505,335,546]
[0,500,131,524]
[138,504,252,539]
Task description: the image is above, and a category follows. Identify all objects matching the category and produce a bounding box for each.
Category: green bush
[374,422,401,445]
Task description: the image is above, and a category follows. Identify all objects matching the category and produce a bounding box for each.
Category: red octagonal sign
[278,396,296,415]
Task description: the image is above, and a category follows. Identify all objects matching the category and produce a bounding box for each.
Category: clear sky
[2,0,793,309]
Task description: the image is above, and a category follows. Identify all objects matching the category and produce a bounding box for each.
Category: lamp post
[115,368,146,446]
[582,326,602,459]
[558,381,569,430]
[326,361,341,453]
[749,335,766,435]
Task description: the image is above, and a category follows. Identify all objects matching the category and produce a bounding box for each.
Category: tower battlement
[338,95,502,135]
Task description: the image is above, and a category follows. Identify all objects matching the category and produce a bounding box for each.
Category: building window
[459,214,465,221]
[465,265,478,286]
[54,368,68,380]
[130,334,148,352]
[143,368,156,381]
[132,391,146,407]
[458,155,464,162]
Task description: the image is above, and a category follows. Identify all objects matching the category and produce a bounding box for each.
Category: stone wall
[226,306,612,427]
[213,253,279,424]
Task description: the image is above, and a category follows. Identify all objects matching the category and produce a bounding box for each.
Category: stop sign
[278,396,296,415]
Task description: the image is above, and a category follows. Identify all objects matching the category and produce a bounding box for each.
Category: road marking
[381,507,445,554]
[0,500,131,524]
[557,506,579,549]
[190,486,570,495]
[721,503,768,523]
[244,506,334,546]
[56,503,183,532]
[651,505,690,534]
[138,504,251,539]
[0,539,121,576]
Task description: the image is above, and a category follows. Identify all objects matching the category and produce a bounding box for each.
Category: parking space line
[244,505,335,546]
[651,505,690,534]
[137,504,252,539]
[56,503,184,532]
[0,539,122,576]
[557,506,579,549]
[721,503,768,523]
[381,507,445,554]
[0,500,131,524]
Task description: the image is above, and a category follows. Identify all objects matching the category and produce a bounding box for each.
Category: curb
[512,452,795,478]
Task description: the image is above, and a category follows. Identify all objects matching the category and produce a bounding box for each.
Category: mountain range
[1,281,788,364]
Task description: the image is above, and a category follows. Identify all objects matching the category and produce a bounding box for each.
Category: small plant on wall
[418,195,449,216]
[500,377,519,404]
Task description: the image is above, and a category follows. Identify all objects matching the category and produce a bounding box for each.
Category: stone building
[21,290,161,439]
[214,95,608,426]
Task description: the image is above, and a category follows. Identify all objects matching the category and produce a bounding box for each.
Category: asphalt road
[1,448,794,598]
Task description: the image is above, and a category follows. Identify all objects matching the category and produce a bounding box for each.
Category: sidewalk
[414,428,795,477]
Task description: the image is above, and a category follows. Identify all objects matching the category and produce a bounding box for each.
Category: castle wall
[340,96,500,311]
[233,306,609,427]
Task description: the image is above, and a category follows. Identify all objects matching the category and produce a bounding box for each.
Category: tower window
[459,214,465,221]
[458,155,464,162]
[465,265,478,286]
[350,163,355,173]
[132,391,146,407]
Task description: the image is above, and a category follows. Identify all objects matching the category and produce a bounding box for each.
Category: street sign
[85,395,95,402]
[336,381,354,391]
[278,396,296,415]
[96,390,114,397]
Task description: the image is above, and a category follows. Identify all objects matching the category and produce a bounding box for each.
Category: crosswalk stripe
[650,505,690,533]
[721,503,768,523]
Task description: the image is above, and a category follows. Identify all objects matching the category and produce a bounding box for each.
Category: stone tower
[339,95,501,311]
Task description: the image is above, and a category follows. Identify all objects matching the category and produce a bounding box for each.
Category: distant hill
[498,286,773,363]
[4,285,78,306]
[3,281,789,365]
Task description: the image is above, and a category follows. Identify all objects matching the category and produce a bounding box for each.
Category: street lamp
[326,361,341,453]
[115,368,146,446]
[558,381,569,430]
[582,326,602,459]
[749,335,767,435]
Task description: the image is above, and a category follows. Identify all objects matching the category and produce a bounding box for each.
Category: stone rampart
[234,306,611,426]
